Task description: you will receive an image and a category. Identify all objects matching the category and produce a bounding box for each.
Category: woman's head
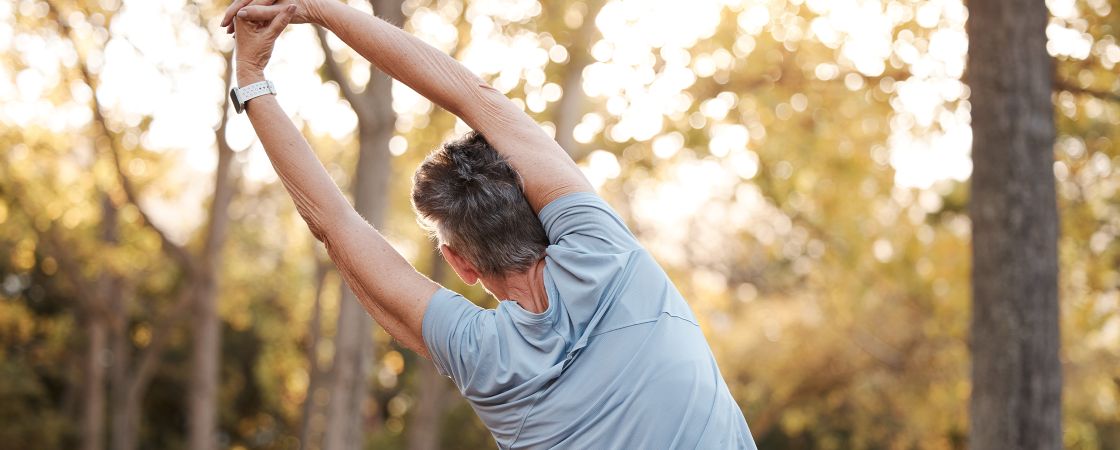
[411,131,548,279]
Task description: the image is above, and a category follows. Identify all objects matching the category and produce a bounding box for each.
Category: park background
[0,0,1117,448]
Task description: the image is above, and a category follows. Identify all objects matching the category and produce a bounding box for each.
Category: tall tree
[314,0,404,448]
[966,0,1062,448]
[298,258,332,449]
[187,52,240,450]
[81,196,119,450]
[545,0,605,161]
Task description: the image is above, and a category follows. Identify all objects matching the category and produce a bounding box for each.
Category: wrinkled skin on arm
[230,6,437,357]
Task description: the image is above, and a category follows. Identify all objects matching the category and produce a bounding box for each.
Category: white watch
[230,80,276,114]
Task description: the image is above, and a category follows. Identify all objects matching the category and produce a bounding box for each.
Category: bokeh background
[1,0,1118,448]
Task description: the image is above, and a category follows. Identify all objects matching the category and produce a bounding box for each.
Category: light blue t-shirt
[423,192,757,449]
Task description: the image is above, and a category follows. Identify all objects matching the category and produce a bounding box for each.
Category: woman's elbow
[298,206,356,245]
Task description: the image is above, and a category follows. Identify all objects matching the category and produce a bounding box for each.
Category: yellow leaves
[285,369,309,398]
[132,323,151,348]
[60,207,84,229]
[779,408,810,435]
[234,414,277,448]
[227,309,252,332]
[0,301,36,344]
[377,350,405,389]
[10,237,37,271]
[382,350,405,376]
[387,395,409,417]
[793,167,817,192]
[40,256,57,276]
[117,203,140,227]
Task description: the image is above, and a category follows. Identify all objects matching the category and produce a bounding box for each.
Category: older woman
[223,1,756,447]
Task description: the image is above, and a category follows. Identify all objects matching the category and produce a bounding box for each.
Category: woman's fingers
[223,0,278,34]
[220,0,253,27]
[266,5,297,35]
[237,4,289,23]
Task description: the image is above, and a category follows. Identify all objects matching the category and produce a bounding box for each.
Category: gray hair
[411,131,548,276]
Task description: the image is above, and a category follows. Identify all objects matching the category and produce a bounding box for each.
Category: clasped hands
[221,0,319,85]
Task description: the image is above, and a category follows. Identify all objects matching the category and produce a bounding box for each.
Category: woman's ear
[441,244,480,285]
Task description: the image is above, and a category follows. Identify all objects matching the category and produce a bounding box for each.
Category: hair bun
[451,151,483,184]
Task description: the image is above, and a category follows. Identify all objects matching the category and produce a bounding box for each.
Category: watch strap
[232,80,276,113]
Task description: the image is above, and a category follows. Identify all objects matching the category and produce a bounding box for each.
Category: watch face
[230,88,244,114]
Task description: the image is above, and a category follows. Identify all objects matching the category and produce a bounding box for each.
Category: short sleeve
[537,192,641,254]
[422,288,564,397]
[422,288,489,384]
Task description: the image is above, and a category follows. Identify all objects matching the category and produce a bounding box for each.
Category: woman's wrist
[304,0,332,27]
[236,67,266,87]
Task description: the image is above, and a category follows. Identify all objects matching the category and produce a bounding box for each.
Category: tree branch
[316,25,367,116]
[45,0,195,274]
[102,126,196,272]
[1053,77,1120,103]
[186,0,242,267]
[199,50,241,266]
[126,286,194,403]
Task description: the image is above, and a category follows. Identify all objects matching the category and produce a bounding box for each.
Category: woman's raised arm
[232,9,437,357]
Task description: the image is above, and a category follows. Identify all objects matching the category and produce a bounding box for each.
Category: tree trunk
[299,261,331,449]
[552,51,588,159]
[188,54,239,450]
[113,357,146,450]
[81,314,108,450]
[108,291,134,450]
[81,194,124,450]
[966,0,1062,448]
[323,110,395,450]
[406,363,449,450]
[107,282,193,450]
[406,254,450,450]
[187,272,222,450]
[548,0,604,162]
[321,1,401,449]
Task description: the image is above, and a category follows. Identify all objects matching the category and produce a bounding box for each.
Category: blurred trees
[8,2,242,450]
[0,0,1118,449]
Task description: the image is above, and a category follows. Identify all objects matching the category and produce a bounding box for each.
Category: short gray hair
[411,131,548,276]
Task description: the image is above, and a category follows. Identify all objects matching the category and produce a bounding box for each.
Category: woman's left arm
[234,10,437,356]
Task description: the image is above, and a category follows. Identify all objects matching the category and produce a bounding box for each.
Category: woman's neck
[487,259,549,313]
